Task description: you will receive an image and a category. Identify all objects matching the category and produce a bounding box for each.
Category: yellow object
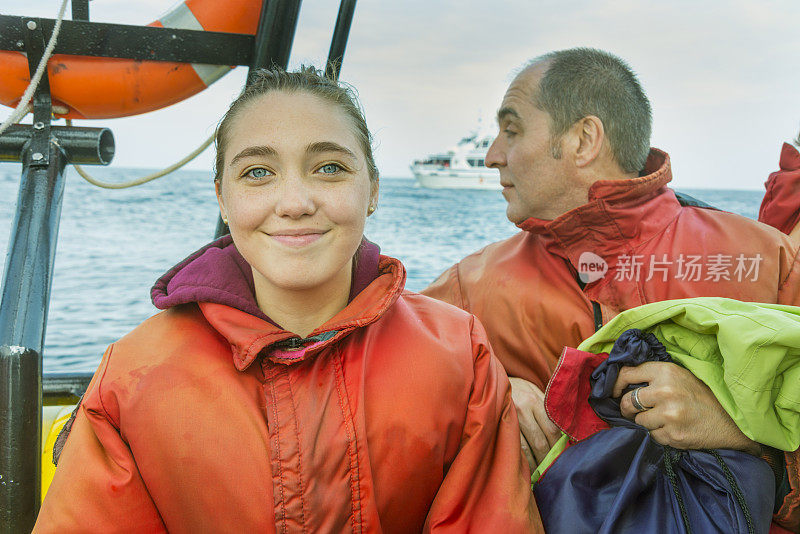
[41,405,76,501]
[531,433,569,484]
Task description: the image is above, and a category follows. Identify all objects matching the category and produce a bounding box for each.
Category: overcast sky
[2,0,799,189]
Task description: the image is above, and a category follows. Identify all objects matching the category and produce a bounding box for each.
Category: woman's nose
[274,175,316,218]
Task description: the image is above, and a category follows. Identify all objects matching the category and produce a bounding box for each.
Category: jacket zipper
[591,301,603,332]
[568,258,604,333]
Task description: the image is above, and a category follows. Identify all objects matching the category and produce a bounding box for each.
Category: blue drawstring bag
[534,329,775,533]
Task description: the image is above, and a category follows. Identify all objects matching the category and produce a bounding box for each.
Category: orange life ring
[0,0,261,119]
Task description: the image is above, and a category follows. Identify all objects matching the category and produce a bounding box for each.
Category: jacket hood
[151,234,381,321]
[759,142,800,234]
[150,234,399,370]
[778,141,800,171]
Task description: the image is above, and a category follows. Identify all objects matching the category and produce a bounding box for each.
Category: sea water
[0,165,767,372]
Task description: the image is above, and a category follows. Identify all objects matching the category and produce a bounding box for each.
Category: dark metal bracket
[22,17,52,168]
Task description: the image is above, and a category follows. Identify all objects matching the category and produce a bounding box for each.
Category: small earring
[222,217,228,225]
[367,205,376,215]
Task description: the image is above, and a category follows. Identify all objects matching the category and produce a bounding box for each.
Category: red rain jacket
[35,244,541,532]
[760,142,800,235]
[423,148,800,531]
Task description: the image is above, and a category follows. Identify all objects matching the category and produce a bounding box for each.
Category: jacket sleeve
[421,263,467,310]
[423,318,543,533]
[33,347,166,533]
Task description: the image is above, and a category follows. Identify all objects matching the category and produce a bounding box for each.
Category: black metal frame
[1,16,63,531]
[0,1,357,529]
[0,15,254,65]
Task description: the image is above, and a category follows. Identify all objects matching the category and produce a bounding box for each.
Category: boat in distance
[411,131,501,190]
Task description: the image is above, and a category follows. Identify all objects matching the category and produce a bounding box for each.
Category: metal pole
[248,0,303,77]
[325,0,357,81]
[71,0,89,22]
[0,141,68,533]
[247,0,280,79]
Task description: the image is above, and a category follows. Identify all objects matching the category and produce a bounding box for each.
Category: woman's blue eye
[320,163,342,174]
[246,168,268,179]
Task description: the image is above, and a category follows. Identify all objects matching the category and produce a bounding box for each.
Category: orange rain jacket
[423,149,800,531]
[35,240,541,533]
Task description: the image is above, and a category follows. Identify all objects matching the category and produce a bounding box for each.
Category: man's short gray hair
[529,48,652,174]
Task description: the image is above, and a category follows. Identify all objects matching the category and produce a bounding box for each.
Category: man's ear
[573,115,605,168]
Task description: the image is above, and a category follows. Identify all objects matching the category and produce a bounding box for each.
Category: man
[423,48,800,530]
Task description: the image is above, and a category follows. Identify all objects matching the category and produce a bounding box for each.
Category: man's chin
[506,206,527,225]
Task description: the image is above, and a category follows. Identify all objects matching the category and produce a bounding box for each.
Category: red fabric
[36,255,542,532]
[760,143,800,234]
[423,148,800,529]
[544,348,609,441]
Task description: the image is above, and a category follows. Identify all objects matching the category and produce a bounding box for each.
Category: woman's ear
[367,179,379,216]
[215,180,228,224]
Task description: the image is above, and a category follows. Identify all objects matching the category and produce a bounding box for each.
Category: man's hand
[612,361,760,455]
[509,377,562,471]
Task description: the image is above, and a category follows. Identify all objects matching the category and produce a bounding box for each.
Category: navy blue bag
[534,329,775,533]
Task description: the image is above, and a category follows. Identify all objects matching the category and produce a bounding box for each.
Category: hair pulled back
[214,66,379,184]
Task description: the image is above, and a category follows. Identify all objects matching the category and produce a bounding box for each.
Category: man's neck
[583,159,638,184]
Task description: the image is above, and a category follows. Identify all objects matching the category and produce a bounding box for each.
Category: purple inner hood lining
[151,235,381,324]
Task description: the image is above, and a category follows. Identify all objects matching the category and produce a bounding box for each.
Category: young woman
[35,67,541,533]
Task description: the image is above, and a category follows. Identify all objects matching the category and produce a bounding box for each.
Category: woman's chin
[252,263,347,295]
[272,277,327,292]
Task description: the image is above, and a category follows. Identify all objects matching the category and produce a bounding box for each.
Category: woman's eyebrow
[306,141,357,160]
[229,145,277,167]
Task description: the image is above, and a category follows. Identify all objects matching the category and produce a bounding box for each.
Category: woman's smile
[268,228,328,247]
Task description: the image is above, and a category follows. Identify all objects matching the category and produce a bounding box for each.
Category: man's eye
[504,128,517,137]
[245,167,269,179]
[319,163,342,174]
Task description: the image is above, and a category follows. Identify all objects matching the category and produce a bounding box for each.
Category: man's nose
[485,136,505,168]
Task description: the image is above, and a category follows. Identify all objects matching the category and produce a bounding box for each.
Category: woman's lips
[270,231,325,247]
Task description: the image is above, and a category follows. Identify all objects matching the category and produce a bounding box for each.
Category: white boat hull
[412,168,501,190]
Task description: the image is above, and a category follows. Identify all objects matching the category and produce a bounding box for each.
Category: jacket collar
[516,148,679,264]
[199,256,405,370]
